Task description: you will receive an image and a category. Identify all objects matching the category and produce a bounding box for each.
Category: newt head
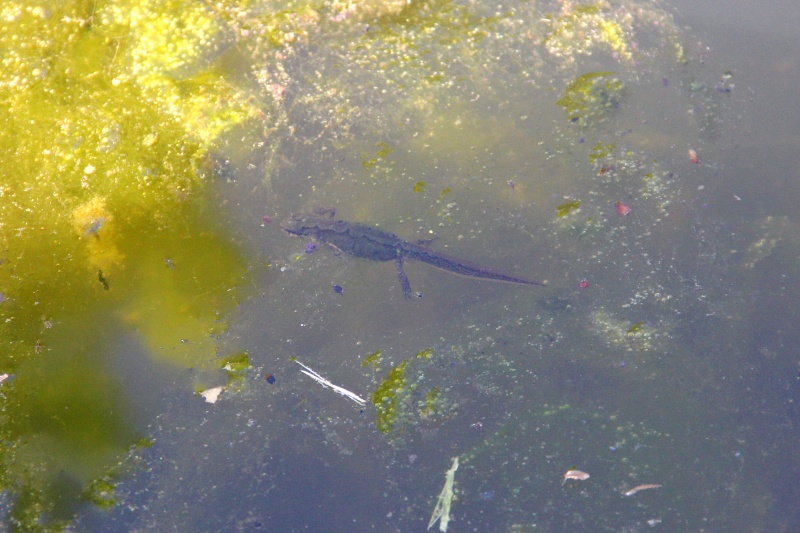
[280,214,310,236]
[281,213,341,238]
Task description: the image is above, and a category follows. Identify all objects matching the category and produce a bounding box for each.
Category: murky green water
[1,0,798,531]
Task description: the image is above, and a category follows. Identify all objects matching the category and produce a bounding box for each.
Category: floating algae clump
[556,71,624,124]
[370,348,455,436]
[372,360,410,434]
[544,1,634,63]
[0,0,257,527]
[220,352,252,389]
[97,0,260,147]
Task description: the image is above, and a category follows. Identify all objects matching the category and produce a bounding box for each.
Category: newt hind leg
[395,256,413,300]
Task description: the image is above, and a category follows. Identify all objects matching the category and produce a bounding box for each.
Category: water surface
[1,1,799,531]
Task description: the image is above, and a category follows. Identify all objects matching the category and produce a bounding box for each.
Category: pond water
[1,0,799,531]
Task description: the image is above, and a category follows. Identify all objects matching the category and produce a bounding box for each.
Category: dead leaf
[623,483,662,496]
[200,386,224,404]
[563,469,590,483]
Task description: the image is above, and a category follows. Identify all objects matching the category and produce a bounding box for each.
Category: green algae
[556,199,582,218]
[369,348,455,436]
[590,310,662,352]
[0,0,252,369]
[416,347,434,360]
[588,141,617,164]
[97,0,261,147]
[556,71,624,124]
[361,349,383,369]
[371,359,410,434]
[361,142,394,170]
[420,387,440,417]
[83,476,118,509]
[0,0,252,528]
[544,2,633,63]
[626,320,646,334]
[370,348,443,433]
[1,329,139,530]
[220,352,252,389]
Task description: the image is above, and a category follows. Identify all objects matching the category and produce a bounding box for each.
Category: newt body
[282,215,544,298]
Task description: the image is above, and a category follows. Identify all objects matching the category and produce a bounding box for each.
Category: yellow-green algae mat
[0,1,265,528]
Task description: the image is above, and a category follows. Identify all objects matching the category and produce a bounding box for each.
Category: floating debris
[0,373,9,383]
[294,359,366,406]
[556,199,582,218]
[428,456,459,532]
[615,201,632,216]
[84,217,106,238]
[623,483,663,496]
[200,386,224,404]
[98,270,110,290]
[627,321,646,334]
[688,148,699,164]
[563,469,590,484]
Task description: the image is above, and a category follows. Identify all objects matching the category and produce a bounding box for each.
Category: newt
[282,214,544,299]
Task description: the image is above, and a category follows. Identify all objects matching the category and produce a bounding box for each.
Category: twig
[428,456,459,532]
[294,359,366,406]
